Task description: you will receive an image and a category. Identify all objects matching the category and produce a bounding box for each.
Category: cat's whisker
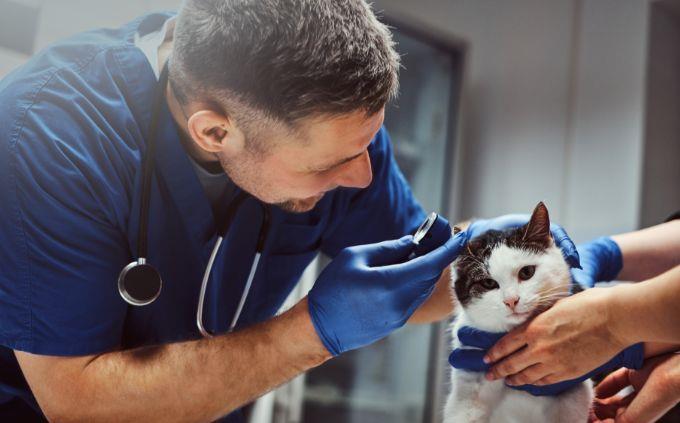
[533,293,570,302]
[535,291,571,300]
[537,285,570,294]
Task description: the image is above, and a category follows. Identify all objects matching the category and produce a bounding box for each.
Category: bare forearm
[644,342,679,358]
[613,220,680,281]
[27,299,330,422]
[408,265,455,324]
[612,265,680,346]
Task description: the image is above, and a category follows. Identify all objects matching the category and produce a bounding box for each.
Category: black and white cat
[443,202,592,423]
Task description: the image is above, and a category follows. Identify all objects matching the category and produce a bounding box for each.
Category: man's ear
[187,110,245,155]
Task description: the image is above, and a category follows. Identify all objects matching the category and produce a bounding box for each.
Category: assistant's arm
[613,220,680,281]
[611,264,680,346]
[16,299,329,423]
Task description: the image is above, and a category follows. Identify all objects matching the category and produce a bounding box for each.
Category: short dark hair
[171,0,400,124]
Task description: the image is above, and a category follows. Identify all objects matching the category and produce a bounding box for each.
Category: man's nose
[503,296,520,311]
[336,151,372,189]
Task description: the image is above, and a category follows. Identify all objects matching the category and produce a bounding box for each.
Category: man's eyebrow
[311,151,364,172]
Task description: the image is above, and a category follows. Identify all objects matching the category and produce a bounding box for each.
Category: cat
[443,202,592,423]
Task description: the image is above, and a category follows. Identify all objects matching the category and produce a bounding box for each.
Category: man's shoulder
[0,17,165,216]
[0,13,169,143]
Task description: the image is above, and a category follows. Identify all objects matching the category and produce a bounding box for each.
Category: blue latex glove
[570,236,623,288]
[308,232,466,356]
[449,326,644,397]
[466,214,581,269]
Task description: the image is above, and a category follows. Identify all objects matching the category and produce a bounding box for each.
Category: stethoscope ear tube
[196,236,225,338]
[197,202,271,338]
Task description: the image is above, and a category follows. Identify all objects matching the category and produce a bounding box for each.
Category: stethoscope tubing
[120,60,271,337]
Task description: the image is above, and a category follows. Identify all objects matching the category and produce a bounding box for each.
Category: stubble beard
[218,153,324,214]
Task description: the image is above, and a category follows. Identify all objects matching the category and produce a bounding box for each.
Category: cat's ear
[522,202,551,246]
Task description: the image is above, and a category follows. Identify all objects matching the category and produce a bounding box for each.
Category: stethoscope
[117,63,271,337]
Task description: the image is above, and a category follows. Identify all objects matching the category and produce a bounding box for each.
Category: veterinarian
[485,215,680,423]
[0,1,586,421]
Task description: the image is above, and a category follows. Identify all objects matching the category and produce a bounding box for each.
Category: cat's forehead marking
[487,244,542,281]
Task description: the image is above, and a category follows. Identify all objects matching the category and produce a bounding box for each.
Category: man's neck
[158,40,221,170]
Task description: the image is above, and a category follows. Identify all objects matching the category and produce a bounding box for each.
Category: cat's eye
[518,265,536,281]
[480,278,499,290]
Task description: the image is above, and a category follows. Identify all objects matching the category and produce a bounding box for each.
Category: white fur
[443,242,593,423]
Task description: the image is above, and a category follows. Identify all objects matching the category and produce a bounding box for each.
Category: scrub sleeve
[0,50,133,357]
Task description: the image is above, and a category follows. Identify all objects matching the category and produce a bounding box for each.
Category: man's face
[218,109,384,213]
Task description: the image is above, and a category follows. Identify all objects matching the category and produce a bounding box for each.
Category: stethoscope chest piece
[118,258,163,306]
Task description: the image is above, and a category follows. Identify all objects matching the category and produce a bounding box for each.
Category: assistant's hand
[484,287,641,385]
[572,236,623,288]
[307,233,466,356]
[591,353,680,423]
[467,213,580,268]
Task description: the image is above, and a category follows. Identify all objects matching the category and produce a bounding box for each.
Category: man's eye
[518,265,536,281]
[480,279,499,290]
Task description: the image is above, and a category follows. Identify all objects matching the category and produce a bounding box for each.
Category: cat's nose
[503,296,520,311]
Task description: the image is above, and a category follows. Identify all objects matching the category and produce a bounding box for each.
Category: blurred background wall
[375,0,671,243]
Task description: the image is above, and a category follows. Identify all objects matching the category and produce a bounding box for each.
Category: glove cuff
[594,236,623,281]
[307,297,342,357]
[621,342,645,370]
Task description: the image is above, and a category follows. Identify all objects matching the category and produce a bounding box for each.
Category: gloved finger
[458,326,504,349]
[571,268,595,289]
[382,231,467,280]
[358,235,414,267]
[596,368,632,398]
[550,223,581,269]
[468,214,528,235]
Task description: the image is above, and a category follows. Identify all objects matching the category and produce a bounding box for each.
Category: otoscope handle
[410,213,452,259]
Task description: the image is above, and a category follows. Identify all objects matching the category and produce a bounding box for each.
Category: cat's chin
[504,311,533,329]
[462,309,535,333]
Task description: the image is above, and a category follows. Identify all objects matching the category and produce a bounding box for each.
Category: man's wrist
[276,298,333,366]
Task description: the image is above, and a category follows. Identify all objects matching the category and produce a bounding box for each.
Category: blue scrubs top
[0,13,426,421]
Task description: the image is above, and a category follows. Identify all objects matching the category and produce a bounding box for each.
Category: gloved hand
[466,214,580,269]
[308,232,466,356]
[570,236,623,288]
[449,326,644,397]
